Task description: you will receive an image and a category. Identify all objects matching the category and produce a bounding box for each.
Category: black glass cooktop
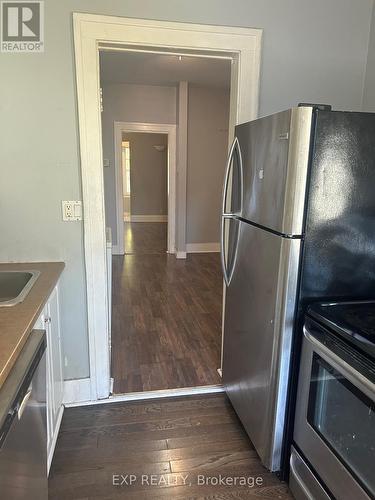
[307,301,375,360]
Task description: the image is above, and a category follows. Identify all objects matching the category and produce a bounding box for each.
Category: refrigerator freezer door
[236,107,313,235]
[222,221,301,471]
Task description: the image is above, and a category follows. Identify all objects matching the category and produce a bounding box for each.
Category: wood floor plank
[57,419,248,452]
[53,438,168,462]
[96,426,245,452]
[170,451,263,473]
[52,457,171,476]
[60,394,232,428]
[61,412,236,439]
[166,430,249,451]
[120,483,293,500]
[52,440,256,472]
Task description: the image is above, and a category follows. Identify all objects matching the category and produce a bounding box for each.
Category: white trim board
[63,378,92,405]
[186,242,220,253]
[65,384,224,408]
[114,121,177,256]
[128,215,168,222]
[176,81,188,256]
[47,405,64,474]
[73,12,262,402]
[176,251,187,259]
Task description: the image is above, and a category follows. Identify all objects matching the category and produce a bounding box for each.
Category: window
[122,140,131,196]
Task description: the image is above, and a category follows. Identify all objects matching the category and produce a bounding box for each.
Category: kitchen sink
[0,271,40,306]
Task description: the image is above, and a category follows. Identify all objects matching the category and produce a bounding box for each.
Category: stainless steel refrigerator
[221,106,375,473]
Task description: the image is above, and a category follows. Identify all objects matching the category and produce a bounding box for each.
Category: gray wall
[363,4,375,111]
[187,86,230,244]
[124,133,168,216]
[101,83,176,243]
[0,0,373,380]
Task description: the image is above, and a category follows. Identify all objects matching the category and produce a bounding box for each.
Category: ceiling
[99,51,231,89]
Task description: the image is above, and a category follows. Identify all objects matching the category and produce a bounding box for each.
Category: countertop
[0,262,64,390]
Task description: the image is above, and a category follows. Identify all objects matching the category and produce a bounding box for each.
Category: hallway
[111,222,222,394]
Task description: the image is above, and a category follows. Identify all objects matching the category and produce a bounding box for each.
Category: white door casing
[113,121,177,255]
[73,13,262,401]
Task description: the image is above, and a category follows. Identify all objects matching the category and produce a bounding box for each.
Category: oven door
[293,319,375,500]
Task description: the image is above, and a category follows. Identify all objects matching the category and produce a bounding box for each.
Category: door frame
[114,121,177,255]
[73,12,262,401]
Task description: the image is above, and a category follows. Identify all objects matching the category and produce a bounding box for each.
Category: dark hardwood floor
[124,221,167,255]
[111,222,222,394]
[48,393,293,499]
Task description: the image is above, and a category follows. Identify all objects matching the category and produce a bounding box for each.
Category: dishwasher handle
[17,386,32,420]
[0,388,30,447]
[0,406,17,448]
[0,385,33,445]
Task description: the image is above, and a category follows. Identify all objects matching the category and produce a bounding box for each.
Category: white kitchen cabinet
[35,284,64,473]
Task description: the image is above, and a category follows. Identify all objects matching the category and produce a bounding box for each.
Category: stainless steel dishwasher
[0,330,47,499]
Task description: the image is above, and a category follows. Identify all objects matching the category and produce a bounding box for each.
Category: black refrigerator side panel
[280,110,375,480]
[300,110,375,306]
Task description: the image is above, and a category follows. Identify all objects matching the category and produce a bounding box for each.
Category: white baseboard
[111,244,122,255]
[176,251,187,259]
[63,378,92,405]
[126,215,168,223]
[186,242,220,253]
[65,384,224,407]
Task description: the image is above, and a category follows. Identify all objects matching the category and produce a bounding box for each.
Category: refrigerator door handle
[222,137,243,217]
[237,138,244,216]
[220,215,240,287]
[221,214,231,287]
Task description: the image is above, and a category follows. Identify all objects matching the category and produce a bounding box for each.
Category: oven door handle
[304,326,375,401]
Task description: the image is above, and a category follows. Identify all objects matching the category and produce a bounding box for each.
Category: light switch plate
[62,201,82,221]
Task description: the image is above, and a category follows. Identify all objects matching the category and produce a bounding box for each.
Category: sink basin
[0,271,40,306]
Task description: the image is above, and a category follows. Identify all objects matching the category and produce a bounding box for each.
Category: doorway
[122,132,168,254]
[101,51,230,394]
[73,13,262,401]
[122,138,131,223]
[112,121,177,255]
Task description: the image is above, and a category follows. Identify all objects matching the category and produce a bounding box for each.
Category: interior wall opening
[122,132,169,255]
[99,48,232,395]
[122,139,131,223]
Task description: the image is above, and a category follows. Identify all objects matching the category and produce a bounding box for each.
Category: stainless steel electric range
[291,301,375,500]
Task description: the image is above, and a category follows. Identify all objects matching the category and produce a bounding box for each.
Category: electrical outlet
[62,201,82,221]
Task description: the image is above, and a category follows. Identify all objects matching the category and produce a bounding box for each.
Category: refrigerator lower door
[222,220,301,471]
